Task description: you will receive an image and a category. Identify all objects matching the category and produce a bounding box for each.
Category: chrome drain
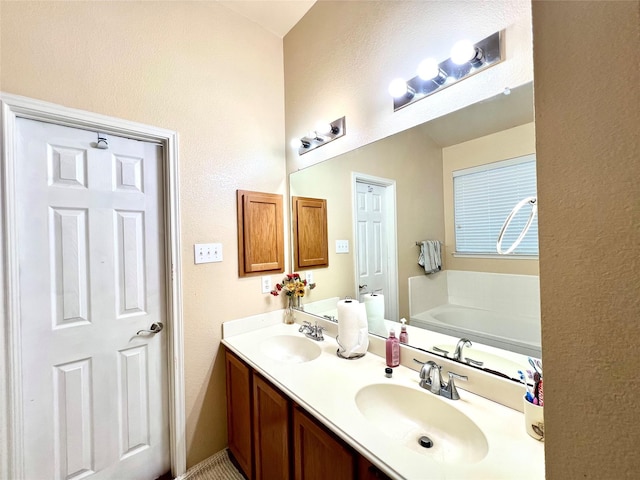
[418,436,434,448]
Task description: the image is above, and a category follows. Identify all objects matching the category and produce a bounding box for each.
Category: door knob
[136,322,164,335]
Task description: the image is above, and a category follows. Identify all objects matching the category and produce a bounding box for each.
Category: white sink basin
[259,335,322,363]
[355,384,488,464]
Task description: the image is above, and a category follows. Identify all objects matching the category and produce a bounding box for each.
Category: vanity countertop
[222,320,544,480]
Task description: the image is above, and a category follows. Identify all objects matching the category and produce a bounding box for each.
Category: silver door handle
[136,322,164,335]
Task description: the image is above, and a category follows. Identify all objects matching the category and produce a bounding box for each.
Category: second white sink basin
[355,383,489,464]
[259,335,321,363]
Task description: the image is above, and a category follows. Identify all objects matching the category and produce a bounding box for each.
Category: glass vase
[284,296,296,324]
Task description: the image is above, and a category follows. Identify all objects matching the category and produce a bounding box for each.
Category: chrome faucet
[299,321,325,341]
[413,359,468,400]
[453,338,472,361]
[441,371,468,400]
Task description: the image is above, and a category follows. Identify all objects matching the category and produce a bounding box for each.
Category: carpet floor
[177,449,244,480]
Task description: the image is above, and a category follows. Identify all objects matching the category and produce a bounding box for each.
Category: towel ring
[496,196,537,255]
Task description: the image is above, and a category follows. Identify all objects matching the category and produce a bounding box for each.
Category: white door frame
[0,93,186,479]
[351,172,399,322]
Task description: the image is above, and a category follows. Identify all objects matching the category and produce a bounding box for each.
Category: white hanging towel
[418,240,442,274]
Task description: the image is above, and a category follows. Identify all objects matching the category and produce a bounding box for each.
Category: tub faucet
[453,338,472,361]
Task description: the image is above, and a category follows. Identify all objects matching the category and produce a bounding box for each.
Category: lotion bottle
[386,329,400,367]
[399,318,409,344]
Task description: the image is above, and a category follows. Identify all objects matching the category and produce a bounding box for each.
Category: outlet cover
[305,271,314,285]
[261,276,272,294]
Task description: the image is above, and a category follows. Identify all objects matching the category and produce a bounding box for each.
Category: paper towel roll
[363,293,387,337]
[337,299,369,358]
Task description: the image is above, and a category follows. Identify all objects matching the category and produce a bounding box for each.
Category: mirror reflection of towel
[418,240,442,274]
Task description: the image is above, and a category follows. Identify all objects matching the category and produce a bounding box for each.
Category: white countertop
[222,320,545,480]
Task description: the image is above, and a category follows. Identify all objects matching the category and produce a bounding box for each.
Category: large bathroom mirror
[289,82,539,381]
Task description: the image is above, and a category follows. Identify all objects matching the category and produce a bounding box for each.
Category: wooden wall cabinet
[292,196,328,270]
[237,190,284,277]
[225,349,392,480]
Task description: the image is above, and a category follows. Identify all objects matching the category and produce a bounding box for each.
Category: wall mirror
[289,82,539,381]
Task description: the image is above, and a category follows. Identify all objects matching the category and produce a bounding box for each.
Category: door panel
[15,118,169,480]
[356,182,388,317]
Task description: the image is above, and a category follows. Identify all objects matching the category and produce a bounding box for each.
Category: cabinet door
[293,406,356,480]
[358,456,393,480]
[237,190,285,276]
[225,351,253,478]
[292,196,328,270]
[253,374,291,480]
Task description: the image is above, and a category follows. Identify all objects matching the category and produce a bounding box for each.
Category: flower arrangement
[270,273,316,297]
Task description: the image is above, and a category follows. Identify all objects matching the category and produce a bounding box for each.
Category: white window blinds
[453,154,538,255]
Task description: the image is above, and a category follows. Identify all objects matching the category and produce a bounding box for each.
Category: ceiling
[218,1,316,38]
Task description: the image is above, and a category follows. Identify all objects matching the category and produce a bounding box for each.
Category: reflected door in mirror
[356,182,389,315]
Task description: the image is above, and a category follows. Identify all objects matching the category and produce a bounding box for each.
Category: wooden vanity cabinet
[225,351,254,479]
[253,374,291,480]
[358,456,393,480]
[292,405,356,480]
[225,349,391,480]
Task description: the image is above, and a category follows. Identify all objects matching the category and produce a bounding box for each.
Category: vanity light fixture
[292,116,346,156]
[389,31,503,111]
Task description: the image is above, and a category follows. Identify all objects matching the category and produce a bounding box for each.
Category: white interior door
[356,182,390,317]
[15,118,170,479]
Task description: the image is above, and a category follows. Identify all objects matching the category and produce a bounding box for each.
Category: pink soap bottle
[399,318,409,344]
[386,329,400,367]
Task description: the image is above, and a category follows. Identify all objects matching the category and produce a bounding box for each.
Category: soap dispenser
[386,329,400,367]
[399,318,409,344]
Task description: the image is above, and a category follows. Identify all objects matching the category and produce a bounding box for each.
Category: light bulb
[315,122,333,135]
[306,130,318,140]
[417,58,440,80]
[451,40,476,65]
[388,78,410,98]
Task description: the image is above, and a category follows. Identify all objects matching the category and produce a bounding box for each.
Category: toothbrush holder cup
[523,394,544,441]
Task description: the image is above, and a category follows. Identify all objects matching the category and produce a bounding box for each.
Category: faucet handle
[315,324,325,341]
[442,371,468,400]
[298,321,312,333]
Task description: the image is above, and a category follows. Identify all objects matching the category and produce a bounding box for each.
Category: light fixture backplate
[298,116,346,155]
[393,30,504,111]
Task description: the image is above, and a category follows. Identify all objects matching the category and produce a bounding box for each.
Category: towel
[418,240,442,274]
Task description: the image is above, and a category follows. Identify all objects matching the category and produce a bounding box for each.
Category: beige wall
[1,1,285,467]
[443,122,539,275]
[290,124,444,320]
[533,1,640,478]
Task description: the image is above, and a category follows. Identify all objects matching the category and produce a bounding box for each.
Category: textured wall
[0,1,285,467]
[284,0,534,172]
[532,1,640,478]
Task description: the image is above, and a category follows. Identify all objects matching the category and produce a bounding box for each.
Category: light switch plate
[194,243,223,264]
[336,239,349,254]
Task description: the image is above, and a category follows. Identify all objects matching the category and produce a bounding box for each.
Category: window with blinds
[453,154,538,256]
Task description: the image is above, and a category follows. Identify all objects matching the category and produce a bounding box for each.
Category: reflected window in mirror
[453,154,538,256]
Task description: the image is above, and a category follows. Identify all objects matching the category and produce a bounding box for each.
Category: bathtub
[411,304,541,358]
